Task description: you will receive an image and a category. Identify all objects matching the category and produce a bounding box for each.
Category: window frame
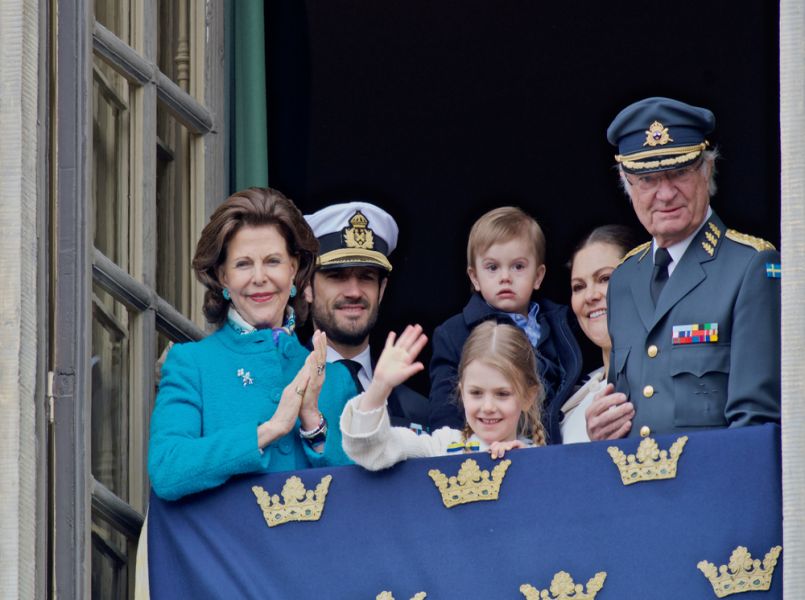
[51,0,226,596]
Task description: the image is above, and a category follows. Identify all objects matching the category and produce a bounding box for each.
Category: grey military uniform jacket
[606,211,781,436]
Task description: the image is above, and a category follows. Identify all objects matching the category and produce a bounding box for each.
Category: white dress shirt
[652,206,713,276]
[325,344,373,391]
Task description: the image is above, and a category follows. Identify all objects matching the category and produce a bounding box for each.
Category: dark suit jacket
[308,336,431,431]
[386,383,430,429]
[607,211,781,436]
[428,293,582,443]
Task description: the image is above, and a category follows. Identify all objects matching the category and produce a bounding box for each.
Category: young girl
[340,321,546,470]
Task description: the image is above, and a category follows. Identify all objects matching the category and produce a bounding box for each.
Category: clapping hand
[257,330,327,449]
[360,325,428,411]
[258,356,311,447]
[299,330,328,430]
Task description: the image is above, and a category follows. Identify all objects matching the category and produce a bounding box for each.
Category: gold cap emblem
[343,210,374,250]
[643,120,673,147]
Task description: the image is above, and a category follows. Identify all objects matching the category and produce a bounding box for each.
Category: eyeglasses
[624,159,704,192]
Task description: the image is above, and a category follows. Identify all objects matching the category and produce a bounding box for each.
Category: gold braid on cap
[317,248,393,271]
[615,143,708,170]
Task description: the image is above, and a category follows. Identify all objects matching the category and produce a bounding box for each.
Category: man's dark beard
[311,299,380,347]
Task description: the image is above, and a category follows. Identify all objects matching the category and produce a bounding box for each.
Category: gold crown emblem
[252,474,332,527]
[643,120,673,147]
[697,545,782,597]
[376,592,426,600]
[607,435,688,485]
[343,210,374,250]
[428,458,510,508]
[349,210,368,228]
[520,571,607,600]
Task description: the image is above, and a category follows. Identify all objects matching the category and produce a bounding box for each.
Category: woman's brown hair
[192,187,318,326]
[458,321,547,446]
[567,224,639,269]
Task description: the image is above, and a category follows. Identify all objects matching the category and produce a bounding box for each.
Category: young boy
[428,206,582,443]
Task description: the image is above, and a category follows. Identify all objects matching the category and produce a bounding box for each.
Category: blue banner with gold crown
[147,425,782,599]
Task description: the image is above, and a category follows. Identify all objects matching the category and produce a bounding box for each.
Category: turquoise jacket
[148,325,356,500]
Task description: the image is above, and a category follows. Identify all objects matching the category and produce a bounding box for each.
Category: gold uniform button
[643,385,654,398]
[647,345,658,358]
[640,425,651,438]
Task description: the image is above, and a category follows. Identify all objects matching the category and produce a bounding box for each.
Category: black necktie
[651,247,672,305]
[337,359,364,393]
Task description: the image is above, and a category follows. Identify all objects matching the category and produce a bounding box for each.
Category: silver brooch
[237,368,254,386]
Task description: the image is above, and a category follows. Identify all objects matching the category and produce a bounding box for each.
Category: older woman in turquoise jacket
[148,187,356,501]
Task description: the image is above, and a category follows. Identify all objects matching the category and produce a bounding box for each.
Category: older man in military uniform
[586,97,781,440]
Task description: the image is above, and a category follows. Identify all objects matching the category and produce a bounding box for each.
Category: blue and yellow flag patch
[446,440,480,454]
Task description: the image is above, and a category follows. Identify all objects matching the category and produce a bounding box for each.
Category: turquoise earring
[290,284,297,298]
[222,288,231,301]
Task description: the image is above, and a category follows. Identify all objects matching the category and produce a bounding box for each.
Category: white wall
[0,0,40,597]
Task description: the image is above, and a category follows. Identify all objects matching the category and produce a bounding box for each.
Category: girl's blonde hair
[457,321,547,446]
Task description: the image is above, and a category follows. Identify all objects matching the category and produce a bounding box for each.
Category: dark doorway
[266,1,780,393]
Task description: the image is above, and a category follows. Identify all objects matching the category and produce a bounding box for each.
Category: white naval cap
[304,202,399,272]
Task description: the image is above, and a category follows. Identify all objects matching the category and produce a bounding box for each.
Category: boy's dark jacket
[428,293,582,443]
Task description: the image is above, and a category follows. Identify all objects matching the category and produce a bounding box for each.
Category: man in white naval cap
[304,202,429,430]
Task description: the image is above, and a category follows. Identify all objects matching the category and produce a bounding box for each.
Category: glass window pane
[93,0,130,44]
[157,1,192,90]
[155,2,194,319]
[92,57,130,269]
[91,524,128,600]
[91,289,130,501]
[156,109,192,318]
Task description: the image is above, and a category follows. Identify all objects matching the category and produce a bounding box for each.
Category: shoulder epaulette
[725,229,776,252]
[617,241,651,266]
